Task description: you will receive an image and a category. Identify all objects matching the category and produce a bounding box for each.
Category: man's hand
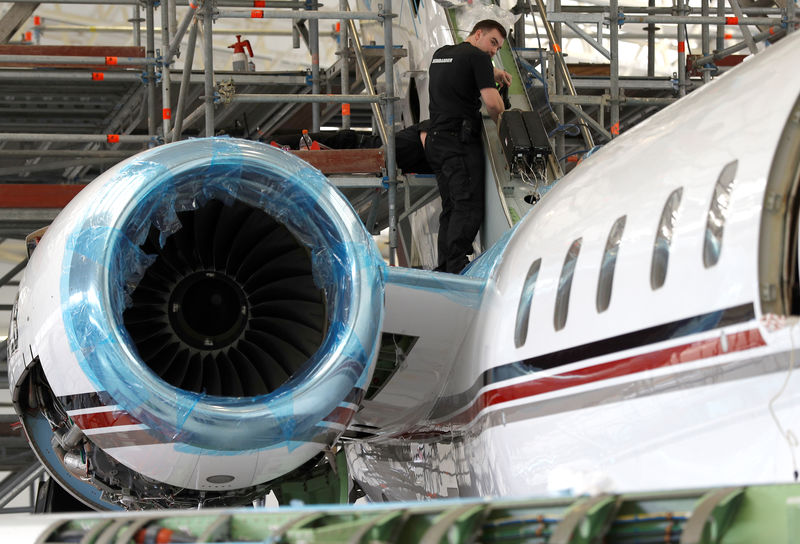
[494,68,512,87]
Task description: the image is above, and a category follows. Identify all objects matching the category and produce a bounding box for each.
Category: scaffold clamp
[377,5,398,21]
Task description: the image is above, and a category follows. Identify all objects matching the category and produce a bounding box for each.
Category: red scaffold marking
[677,41,685,53]
[91,72,104,81]
[336,22,341,32]
[251,9,264,18]
[724,33,733,39]
[611,122,620,136]
[105,56,118,65]
[726,16,739,25]
[107,134,120,143]
[162,108,172,120]
[342,103,351,116]
[769,26,776,35]
[254,0,266,5]
[25,31,32,41]
[34,16,41,25]
[553,43,561,53]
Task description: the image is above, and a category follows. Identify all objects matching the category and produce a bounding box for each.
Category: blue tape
[60,138,385,454]
[384,266,486,310]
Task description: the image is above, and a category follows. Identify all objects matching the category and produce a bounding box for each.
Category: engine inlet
[123,199,327,398]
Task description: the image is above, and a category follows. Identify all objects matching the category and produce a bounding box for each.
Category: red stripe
[444,328,765,426]
[72,410,141,430]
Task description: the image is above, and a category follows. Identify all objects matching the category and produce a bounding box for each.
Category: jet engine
[6,138,385,510]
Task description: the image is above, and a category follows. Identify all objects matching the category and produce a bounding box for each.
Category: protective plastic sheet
[455,1,519,37]
[59,138,385,454]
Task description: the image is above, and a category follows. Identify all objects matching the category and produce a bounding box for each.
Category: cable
[548,124,581,138]
[768,317,800,481]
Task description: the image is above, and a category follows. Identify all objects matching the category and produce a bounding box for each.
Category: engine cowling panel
[7,138,385,509]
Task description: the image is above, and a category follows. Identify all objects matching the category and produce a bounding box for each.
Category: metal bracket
[550,494,621,544]
[420,504,488,544]
[680,486,744,544]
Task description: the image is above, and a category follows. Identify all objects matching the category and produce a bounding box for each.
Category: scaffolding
[1,0,797,246]
[512,0,797,162]
[0,0,414,265]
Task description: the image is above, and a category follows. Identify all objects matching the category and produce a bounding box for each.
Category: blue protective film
[463,221,519,279]
[59,138,385,453]
[384,266,486,310]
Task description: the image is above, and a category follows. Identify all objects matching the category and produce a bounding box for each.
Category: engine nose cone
[169,271,248,350]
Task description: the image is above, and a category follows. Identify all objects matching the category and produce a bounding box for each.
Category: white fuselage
[349,31,800,500]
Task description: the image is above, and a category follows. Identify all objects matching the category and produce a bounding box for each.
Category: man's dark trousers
[425,130,485,273]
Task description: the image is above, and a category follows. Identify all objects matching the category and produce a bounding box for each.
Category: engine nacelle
[7,138,385,509]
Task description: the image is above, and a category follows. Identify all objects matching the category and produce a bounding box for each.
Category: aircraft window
[704,160,738,268]
[554,238,582,331]
[596,215,626,313]
[651,188,684,290]
[514,258,542,348]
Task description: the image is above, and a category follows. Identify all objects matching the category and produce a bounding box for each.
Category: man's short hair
[468,19,507,40]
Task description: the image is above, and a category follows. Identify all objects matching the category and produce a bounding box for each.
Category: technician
[425,19,511,273]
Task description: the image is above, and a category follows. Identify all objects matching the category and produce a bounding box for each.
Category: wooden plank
[0,184,85,208]
[0,149,386,208]
[291,148,385,174]
[0,45,146,69]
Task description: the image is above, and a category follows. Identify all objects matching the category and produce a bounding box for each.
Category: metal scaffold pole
[132,3,142,46]
[727,0,759,54]
[160,0,173,137]
[203,0,216,137]
[647,0,655,77]
[677,0,687,97]
[609,0,620,136]
[701,0,711,84]
[309,0,321,131]
[382,0,397,265]
[340,0,351,130]
[345,2,388,146]
[171,17,199,142]
[550,0,565,161]
[145,0,158,138]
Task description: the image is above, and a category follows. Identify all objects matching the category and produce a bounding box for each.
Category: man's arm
[480,87,505,123]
